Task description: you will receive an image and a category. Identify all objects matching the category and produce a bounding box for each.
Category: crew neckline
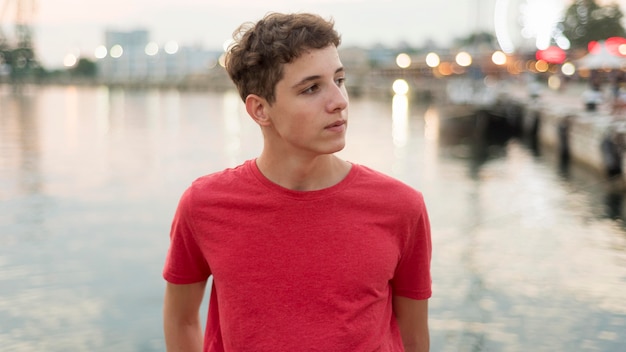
[246,159,359,200]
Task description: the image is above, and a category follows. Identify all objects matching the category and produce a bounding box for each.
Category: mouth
[325,120,346,129]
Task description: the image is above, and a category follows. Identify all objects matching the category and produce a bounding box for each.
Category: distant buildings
[96,29,222,83]
[85,28,496,90]
[92,28,410,87]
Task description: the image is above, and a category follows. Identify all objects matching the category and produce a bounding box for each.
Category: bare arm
[163,280,208,352]
[393,296,430,352]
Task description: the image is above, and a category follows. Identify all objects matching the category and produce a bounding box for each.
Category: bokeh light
[520,0,565,50]
[145,42,159,56]
[94,45,107,59]
[396,53,411,69]
[437,62,453,76]
[110,44,123,58]
[492,51,507,65]
[425,52,440,68]
[392,79,409,95]
[561,62,575,76]
[548,74,561,90]
[63,53,77,67]
[164,41,179,55]
[535,60,549,72]
[455,51,472,67]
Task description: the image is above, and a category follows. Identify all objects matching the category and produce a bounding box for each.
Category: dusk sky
[4,0,626,67]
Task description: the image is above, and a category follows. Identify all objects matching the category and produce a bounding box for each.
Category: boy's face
[264,45,349,157]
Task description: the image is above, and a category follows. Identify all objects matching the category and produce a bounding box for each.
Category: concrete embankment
[502,81,626,181]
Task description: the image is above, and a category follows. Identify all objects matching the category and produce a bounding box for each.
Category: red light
[605,37,626,56]
[536,46,566,64]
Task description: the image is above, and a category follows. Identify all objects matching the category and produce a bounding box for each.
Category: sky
[3,0,626,68]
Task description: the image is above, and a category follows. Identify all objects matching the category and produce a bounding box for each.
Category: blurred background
[1,1,626,351]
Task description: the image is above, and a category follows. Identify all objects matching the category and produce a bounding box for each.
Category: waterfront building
[97,29,220,84]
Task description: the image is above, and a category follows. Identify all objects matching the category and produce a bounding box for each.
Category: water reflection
[222,90,244,165]
[0,90,41,194]
[391,93,409,148]
[0,90,46,243]
[390,92,410,177]
[0,86,625,351]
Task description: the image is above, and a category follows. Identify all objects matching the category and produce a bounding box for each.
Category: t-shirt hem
[163,272,208,285]
[393,289,432,300]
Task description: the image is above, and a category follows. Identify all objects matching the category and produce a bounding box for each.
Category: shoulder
[353,164,423,196]
[350,164,427,210]
[183,160,253,204]
[192,162,247,186]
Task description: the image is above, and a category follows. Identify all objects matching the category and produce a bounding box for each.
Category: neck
[255,153,351,191]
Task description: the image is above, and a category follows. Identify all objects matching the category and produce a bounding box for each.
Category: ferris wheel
[494,0,568,53]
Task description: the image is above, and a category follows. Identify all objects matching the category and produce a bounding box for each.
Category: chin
[328,142,346,154]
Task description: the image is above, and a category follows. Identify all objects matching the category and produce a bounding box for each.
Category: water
[1,85,625,351]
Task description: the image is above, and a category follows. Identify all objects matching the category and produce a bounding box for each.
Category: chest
[194,200,405,293]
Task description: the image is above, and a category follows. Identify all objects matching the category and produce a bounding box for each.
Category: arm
[163,280,208,352]
[393,296,430,352]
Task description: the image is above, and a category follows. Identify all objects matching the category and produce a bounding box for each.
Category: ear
[245,94,271,127]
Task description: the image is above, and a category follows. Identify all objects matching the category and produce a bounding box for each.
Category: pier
[382,71,626,183]
[502,81,626,181]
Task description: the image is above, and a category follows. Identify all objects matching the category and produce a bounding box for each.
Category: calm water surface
[1,85,625,351]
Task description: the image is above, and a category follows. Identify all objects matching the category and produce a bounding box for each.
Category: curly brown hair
[225,13,341,104]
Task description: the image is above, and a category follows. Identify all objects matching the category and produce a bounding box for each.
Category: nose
[327,83,349,113]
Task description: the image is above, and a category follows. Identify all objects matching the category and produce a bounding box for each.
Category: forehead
[280,45,342,83]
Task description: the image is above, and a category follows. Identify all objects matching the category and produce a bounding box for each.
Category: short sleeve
[391,193,432,300]
[163,186,211,284]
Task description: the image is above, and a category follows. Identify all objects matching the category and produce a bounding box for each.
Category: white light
[494,0,515,53]
[396,53,411,69]
[561,62,576,76]
[392,94,409,147]
[492,51,507,65]
[520,0,564,50]
[64,53,77,67]
[555,35,571,50]
[425,52,440,67]
[392,79,409,95]
[456,52,472,67]
[165,41,179,55]
[145,42,159,56]
[110,44,123,58]
[536,38,550,51]
[94,45,107,59]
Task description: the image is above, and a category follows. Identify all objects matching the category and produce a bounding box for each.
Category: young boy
[162,12,432,352]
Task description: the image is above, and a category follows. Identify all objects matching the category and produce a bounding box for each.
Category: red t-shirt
[163,159,432,351]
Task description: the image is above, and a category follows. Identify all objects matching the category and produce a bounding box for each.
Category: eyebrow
[291,67,345,89]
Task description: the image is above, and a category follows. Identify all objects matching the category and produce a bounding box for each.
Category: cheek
[284,114,308,135]
[271,110,305,137]
[269,100,319,136]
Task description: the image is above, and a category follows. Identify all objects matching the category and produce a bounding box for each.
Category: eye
[335,76,346,86]
[302,84,320,94]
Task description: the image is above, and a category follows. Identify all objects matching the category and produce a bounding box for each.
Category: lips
[325,120,346,129]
